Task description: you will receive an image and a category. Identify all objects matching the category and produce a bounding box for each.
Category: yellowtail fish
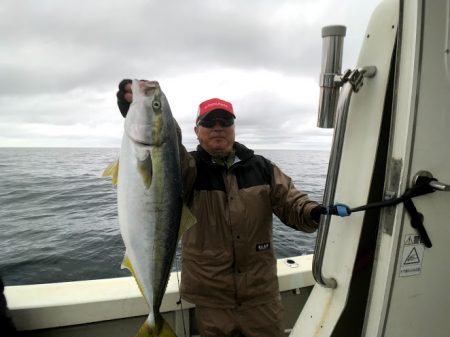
[106,80,195,337]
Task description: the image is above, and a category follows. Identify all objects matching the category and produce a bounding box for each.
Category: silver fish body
[117,80,185,337]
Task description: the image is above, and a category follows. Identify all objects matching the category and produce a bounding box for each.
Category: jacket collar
[196,142,254,166]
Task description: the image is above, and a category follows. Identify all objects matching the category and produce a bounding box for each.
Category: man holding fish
[115,79,336,337]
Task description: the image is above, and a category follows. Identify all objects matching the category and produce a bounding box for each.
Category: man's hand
[116,79,156,117]
[312,203,351,222]
[322,203,351,217]
[116,79,132,117]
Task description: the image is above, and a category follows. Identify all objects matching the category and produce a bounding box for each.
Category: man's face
[194,110,235,156]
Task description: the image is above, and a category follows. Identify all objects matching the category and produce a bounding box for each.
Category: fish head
[124,80,172,146]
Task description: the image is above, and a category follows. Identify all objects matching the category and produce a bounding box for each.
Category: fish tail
[136,316,177,337]
[123,257,177,337]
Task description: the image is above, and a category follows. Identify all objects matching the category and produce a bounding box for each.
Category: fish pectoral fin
[102,159,119,186]
[137,153,153,189]
[178,204,197,241]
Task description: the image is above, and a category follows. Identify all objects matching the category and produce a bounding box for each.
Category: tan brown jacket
[179,142,319,309]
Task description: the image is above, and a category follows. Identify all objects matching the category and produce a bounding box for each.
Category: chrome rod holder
[318,25,346,128]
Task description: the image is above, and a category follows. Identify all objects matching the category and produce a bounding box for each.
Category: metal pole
[317,25,346,128]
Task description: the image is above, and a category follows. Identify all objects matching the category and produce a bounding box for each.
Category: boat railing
[5,255,315,336]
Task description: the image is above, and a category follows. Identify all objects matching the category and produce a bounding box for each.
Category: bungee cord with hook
[321,175,438,248]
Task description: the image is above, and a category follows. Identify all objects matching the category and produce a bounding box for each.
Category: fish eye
[152,100,161,109]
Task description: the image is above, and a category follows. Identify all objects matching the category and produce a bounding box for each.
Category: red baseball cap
[196,98,235,122]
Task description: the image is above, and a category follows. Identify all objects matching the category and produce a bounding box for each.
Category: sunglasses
[197,117,234,128]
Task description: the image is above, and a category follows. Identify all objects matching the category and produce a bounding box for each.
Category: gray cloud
[0,0,379,148]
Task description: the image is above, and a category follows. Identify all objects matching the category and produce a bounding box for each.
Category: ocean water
[0,147,328,286]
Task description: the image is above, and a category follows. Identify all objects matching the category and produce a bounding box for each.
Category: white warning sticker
[399,234,425,277]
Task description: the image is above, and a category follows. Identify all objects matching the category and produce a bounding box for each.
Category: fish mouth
[140,80,160,96]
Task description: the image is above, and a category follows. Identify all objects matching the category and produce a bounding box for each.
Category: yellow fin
[121,254,146,299]
[121,254,133,272]
[136,318,177,337]
[102,159,119,186]
[178,204,196,241]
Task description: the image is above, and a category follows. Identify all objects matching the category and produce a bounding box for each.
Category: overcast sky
[0,0,379,150]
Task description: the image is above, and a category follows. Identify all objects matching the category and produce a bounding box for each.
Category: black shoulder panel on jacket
[195,163,227,191]
[191,150,227,192]
[234,155,273,189]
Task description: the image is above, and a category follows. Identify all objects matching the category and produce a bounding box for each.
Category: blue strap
[335,204,351,217]
[325,203,351,217]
